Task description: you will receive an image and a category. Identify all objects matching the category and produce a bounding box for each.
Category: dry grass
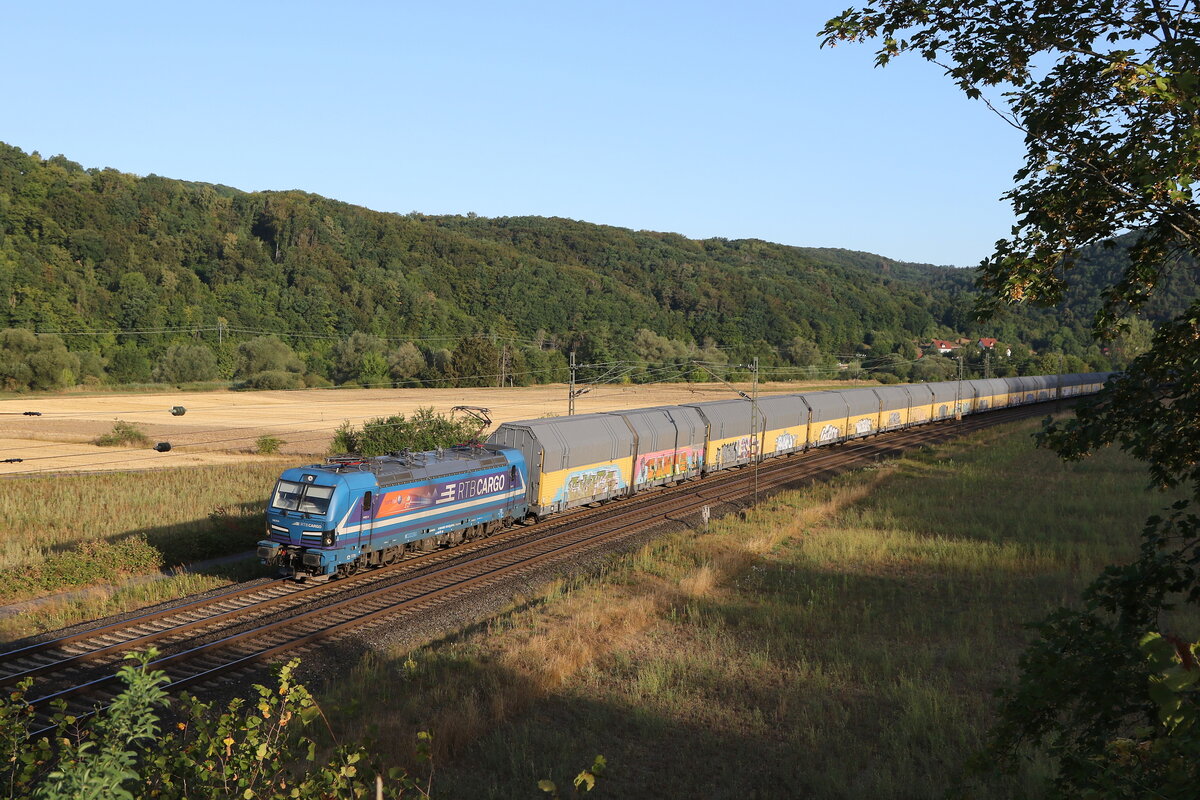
[0,463,293,570]
[324,417,1195,798]
[0,559,259,642]
[0,461,298,611]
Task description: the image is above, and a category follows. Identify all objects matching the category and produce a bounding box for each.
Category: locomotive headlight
[322,530,336,547]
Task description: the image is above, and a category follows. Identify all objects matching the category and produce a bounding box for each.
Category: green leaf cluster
[0,651,431,799]
[820,3,1200,797]
[330,407,484,457]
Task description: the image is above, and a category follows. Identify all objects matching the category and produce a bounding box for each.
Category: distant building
[930,339,959,354]
[978,337,999,349]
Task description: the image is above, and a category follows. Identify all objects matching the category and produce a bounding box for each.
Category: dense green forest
[0,142,1190,392]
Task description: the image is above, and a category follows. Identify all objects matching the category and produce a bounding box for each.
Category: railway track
[1,402,1057,731]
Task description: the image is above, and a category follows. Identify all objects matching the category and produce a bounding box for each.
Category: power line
[23,324,554,348]
[0,370,797,475]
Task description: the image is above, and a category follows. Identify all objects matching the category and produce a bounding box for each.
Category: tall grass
[0,462,300,604]
[324,418,1194,798]
[0,559,262,642]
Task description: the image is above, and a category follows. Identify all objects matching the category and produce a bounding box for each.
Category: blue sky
[2,1,1025,266]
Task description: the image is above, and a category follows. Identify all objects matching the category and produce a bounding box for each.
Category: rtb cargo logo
[437,472,510,504]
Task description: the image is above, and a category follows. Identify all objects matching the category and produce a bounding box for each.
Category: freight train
[257,372,1108,578]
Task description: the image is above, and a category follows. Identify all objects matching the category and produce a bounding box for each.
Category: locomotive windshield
[271,480,335,515]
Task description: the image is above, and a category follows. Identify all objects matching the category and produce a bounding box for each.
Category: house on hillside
[929,339,959,354]
[978,337,999,349]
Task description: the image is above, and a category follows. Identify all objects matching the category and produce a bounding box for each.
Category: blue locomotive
[257,444,528,577]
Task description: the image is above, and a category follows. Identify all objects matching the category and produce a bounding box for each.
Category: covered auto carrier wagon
[1005,376,1038,404]
[1059,373,1087,398]
[986,377,1012,409]
[797,391,850,446]
[840,387,884,437]
[906,383,934,424]
[756,394,810,457]
[956,380,980,414]
[487,414,635,516]
[607,405,706,491]
[1083,372,1111,393]
[968,378,1009,411]
[923,381,963,419]
[872,385,916,431]
[682,398,766,471]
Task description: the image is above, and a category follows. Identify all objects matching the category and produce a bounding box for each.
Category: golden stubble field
[0,381,849,475]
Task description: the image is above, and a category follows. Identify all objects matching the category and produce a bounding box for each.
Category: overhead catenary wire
[22,324,555,348]
[0,368,788,476]
[0,354,767,422]
[0,358,902,461]
[0,362,705,459]
[0,354,954,473]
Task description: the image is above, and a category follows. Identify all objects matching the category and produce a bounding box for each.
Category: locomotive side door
[361,491,374,553]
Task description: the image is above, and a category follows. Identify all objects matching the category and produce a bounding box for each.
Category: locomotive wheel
[381,548,399,566]
[339,559,360,578]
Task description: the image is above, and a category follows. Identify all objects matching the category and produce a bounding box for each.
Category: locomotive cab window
[271,480,304,511]
[298,484,335,515]
[271,480,335,515]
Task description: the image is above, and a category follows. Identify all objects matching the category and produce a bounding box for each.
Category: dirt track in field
[0,381,855,475]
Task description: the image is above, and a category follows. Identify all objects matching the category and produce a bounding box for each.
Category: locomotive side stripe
[333,496,518,544]
[337,487,525,533]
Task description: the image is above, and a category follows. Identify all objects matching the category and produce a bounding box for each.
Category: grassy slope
[0,461,301,639]
[325,419,1189,799]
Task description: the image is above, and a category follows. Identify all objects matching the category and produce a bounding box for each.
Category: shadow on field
[41,500,265,570]
[422,567,1042,799]
[453,693,815,800]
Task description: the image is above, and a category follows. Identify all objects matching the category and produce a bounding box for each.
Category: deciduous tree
[822,3,1200,795]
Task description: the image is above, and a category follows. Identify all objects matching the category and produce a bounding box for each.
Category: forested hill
[0,142,1171,391]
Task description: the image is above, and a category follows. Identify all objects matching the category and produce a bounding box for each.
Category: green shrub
[0,652,432,798]
[94,419,151,447]
[255,434,284,454]
[0,535,162,600]
[330,407,482,457]
[239,370,306,390]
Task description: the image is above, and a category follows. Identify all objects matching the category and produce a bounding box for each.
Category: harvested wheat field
[0,380,854,475]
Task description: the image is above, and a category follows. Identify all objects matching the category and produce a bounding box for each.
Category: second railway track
[2,402,1059,730]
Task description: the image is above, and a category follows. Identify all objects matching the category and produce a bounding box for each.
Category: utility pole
[567,352,590,415]
[955,352,964,421]
[984,348,991,379]
[693,358,760,505]
[568,351,576,416]
[750,356,760,506]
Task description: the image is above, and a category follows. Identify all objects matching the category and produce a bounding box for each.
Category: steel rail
[18,401,1063,741]
[0,407,965,679]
